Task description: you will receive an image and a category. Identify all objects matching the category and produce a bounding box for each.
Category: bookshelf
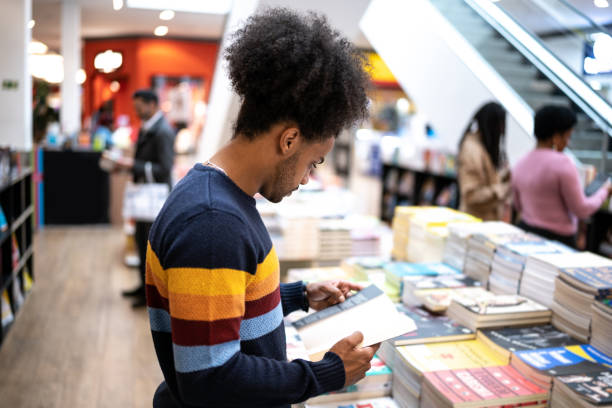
[381,163,459,222]
[0,158,34,347]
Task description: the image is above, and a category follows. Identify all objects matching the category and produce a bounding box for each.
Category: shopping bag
[122,163,170,222]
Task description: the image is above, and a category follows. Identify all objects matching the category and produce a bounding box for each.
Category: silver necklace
[206,161,227,176]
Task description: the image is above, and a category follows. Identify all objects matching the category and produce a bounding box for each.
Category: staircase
[429,0,612,172]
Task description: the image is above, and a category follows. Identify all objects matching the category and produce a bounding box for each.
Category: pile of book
[446,290,551,331]
[341,256,388,283]
[463,232,526,286]
[384,261,459,303]
[489,235,574,295]
[551,369,612,407]
[443,221,522,271]
[305,397,399,408]
[591,299,612,357]
[318,219,353,261]
[402,274,481,307]
[550,252,612,342]
[287,266,351,285]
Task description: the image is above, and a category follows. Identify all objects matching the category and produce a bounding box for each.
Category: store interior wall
[0,0,32,150]
[361,0,534,166]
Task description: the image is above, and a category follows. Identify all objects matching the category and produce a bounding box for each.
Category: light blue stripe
[239,302,283,341]
[173,341,240,373]
[148,307,172,333]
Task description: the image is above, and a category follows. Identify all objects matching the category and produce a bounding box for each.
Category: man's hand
[329,331,380,387]
[306,280,364,311]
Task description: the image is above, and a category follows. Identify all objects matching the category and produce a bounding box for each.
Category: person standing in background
[116,89,176,308]
[457,101,510,220]
[512,105,610,247]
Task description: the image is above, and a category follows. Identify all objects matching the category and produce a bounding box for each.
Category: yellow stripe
[250,247,280,284]
[246,270,279,301]
[147,242,168,285]
[170,292,245,321]
[168,267,249,295]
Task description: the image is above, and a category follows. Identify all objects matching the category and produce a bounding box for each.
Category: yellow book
[397,339,508,376]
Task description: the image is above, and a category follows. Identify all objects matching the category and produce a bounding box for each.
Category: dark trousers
[518,221,577,248]
[135,221,153,291]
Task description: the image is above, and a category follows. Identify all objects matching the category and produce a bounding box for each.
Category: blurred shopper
[457,101,510,220]
[145,9,378,408]
[512,105,610,247]
[119,90,175,307]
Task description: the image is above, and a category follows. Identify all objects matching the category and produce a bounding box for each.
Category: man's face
[133,98,156,121]
[262,136,334,203]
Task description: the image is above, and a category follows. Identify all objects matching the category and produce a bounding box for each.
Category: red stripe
[171,316,241,347]
[244,288,280,319]
[146,284,169,310]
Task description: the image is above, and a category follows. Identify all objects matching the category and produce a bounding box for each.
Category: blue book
[384,262,459,289]
[560,266,612,297]
[0,205,7,232]
[514,344,612,377]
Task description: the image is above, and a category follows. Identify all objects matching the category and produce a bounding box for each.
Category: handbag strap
[144,161,154,184]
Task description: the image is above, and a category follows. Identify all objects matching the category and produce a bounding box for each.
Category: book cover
[397,339,509,374]
[478,325,580,354]
[11,233,20,269]
[423,365,547,405]
[415,287,489,313]
[0,205,7,232]
[1,290,13,328]
[451,292,549,316]
[555,369,612,404]
[293,285,416,359]
[12,277,24,310]
[514,345,612,377]
[305,396,399,408]
[384,262,459,287]
[390,305,474,345]
[23,267,33,293]
[560,266,612,296]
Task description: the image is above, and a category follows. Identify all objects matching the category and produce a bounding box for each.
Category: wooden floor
[0,226,163,408]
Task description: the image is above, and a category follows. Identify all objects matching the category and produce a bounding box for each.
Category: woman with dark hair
[457,101,510,220]
[512,105,610,247]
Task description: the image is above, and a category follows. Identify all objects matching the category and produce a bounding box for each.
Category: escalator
[361,0,612,173]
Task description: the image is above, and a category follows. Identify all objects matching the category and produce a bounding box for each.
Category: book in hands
[293,285,416,360]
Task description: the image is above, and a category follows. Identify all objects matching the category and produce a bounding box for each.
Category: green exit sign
[2,80,19,90]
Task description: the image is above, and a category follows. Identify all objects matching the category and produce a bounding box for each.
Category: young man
[146,8,375,407]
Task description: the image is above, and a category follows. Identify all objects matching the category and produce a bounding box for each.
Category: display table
[43,149,109,224]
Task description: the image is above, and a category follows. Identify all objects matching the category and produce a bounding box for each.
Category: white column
[60,0,81,136]
[0,0,32,150]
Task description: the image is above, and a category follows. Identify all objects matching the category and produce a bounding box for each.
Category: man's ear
[279,127,301,156]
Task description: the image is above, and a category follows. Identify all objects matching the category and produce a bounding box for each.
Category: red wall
[83,38,219,128]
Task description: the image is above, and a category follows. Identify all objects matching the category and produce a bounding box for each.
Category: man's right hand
[329,331,380,387]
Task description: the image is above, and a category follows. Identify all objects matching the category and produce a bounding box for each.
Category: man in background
[118,89,175,308]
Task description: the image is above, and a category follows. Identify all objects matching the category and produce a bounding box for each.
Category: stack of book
[551,369,612,407]
[489,236,574,295]
[443,221,522,271]
[274,216,320,260]
[446,290,551,331]
[412,287,488,313]
[392,339,508,402]
[391,206,420,261]
[591,299,612,357]
[463,232,526,286]
[477,325,580,361]
[420,365,549,408]
[341,256,388,283]
[402,274,481,307]
[384,262,459,302]
[287,266,351,285]
[510,344,612,390]
[550,253,612,342]
[318,219,353,261]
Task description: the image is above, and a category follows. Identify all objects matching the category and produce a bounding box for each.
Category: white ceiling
[32,0,611,53]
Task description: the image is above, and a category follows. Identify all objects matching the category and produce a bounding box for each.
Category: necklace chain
[206,161,227,175]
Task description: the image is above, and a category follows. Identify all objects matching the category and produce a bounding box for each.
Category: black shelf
[0,167,33,195]
[1,246,33,292]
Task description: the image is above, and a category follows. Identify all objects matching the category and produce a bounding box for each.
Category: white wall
[361,0,535,166]
[0,0,32,150]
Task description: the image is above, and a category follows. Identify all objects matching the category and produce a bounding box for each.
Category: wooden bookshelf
[381,163,459,222]
[0,161,34,347]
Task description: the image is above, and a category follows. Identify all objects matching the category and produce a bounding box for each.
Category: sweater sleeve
[558,157,608,219]
[149,211,345,407]
[280,281,308,315]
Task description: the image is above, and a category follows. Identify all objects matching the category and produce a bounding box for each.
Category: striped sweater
[146,164,345,408]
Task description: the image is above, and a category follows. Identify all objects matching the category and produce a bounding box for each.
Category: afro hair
[225,7,370,142]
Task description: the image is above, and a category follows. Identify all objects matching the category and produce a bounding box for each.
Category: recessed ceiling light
[594,0,609,7]
[127,0,231,14]
[28,19,35,29]
[113,0,124,11]
[154,25,168,36]
[28,40,48,55]
[159,9,175,20]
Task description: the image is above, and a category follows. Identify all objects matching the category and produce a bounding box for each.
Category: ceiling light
[94,50,123,73]
[28,19,35,29]
[30,54,64,84]
[110,81,121,93]
[76,69,86,85]
[594,0,609,7]
[113,0,124,10]
[28,40,48,55]
[159,9,175,20]
[127,0,232,14]
[154,25,168,36]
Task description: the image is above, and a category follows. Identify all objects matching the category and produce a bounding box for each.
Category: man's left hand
[306,280,364,311]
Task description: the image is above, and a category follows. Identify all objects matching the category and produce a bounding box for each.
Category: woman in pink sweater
[512,105,610,247]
